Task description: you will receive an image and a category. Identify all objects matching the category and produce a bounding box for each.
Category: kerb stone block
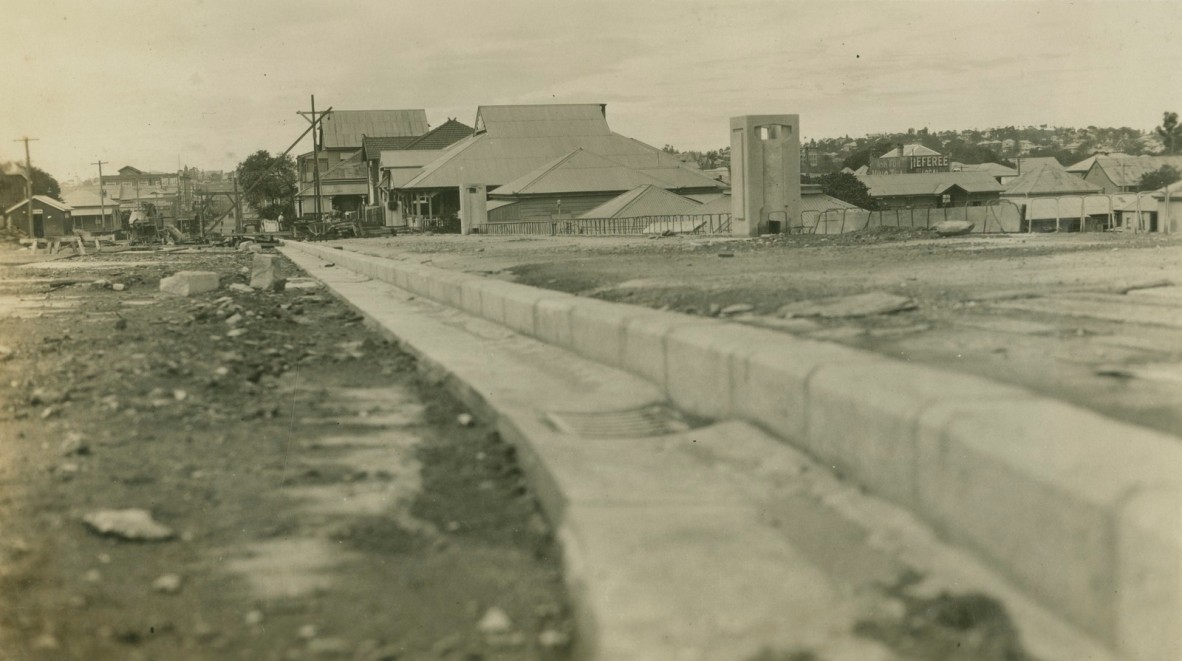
[914,399,1182,644]
[731,335,870,445]
[807,362,1018,506]
[665,323,769,420]
[1117,486,1182,661]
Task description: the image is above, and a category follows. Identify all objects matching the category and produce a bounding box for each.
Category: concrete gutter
[283,240,1181,661]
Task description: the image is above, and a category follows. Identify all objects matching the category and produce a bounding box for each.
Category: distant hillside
[670,124,1164,174]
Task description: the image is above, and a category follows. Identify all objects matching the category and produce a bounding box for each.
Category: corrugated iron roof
[404,118,474,150]
[1091,155,1182,187]
[403,127,702,191]
[380,149,442,170]
[489,149,672,197]
[802,191,861,212]
[856,172,1004,197]
[1003,167,1101,196]
[5,195,71,214]
[361,136,418,161]
[1065,152,1130,173]
[474,104,609,138]
[1015,157,1066,173]
[320,110,429,150]
[60,190,110,208]
[579,185,702,219]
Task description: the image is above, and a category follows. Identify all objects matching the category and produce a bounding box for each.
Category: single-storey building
[1082,155,1182,194]
[61,189,121,231]
[486,148,722,222]
[5,195,72,237]
[855,171,1003,209]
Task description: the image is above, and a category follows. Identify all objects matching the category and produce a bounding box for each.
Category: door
[32,211,44,238]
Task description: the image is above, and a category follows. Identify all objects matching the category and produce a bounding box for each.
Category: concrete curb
[286,241,1182,660]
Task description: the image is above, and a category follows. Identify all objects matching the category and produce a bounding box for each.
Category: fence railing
[480,213,731,236]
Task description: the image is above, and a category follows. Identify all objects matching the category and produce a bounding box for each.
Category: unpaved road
[0,248,570,660]
[334,230,1182,436]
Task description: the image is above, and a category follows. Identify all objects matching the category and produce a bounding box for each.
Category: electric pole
[298,95,331,219]
[13,137,38,233]
[92,160,108,229]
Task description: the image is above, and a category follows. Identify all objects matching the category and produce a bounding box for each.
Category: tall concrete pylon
[730,115,801,236]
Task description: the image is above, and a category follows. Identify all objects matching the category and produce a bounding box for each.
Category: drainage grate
[545,404,692,438]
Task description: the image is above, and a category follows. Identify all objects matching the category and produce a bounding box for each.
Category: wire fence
[805,201,1024,235]
[479,213,732,236]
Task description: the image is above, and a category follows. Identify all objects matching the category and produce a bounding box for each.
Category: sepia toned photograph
[1,1,1180,659]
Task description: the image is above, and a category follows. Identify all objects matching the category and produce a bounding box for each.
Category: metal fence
[479,213,732,236]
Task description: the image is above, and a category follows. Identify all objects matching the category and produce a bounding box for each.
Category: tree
[1157,111,1181,154]
[235,150,296,220]
[31,167,62,200]
[1137,165,1180,192]
[0,165,60,209]
[811,171,877,210]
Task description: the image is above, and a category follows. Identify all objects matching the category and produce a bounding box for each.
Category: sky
[3,0,1180,183]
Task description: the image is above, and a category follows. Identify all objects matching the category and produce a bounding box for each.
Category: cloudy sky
[3,0,1179,182]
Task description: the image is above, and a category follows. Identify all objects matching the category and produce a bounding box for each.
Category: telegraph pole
[297,95,331,219]
[92,160,108,229]
[13,137,38,233]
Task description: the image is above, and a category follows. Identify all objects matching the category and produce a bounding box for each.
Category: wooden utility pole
[232,174,242,233]
[92,160,109,229]
[13,137,38,233]
[297,95,331,219]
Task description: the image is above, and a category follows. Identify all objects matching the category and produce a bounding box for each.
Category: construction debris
[82,509,175,541]
[160,271,220,296]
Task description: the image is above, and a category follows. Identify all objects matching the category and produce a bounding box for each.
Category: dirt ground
[0,247,571,660]
[334,229,1182,436]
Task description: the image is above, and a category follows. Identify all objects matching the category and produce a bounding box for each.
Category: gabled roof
[474,104,609,138]
[118,165,144,175]
[489,149,671,197]
[379,150,443,188]
[401,104,699,190]
[1065,152,1130,173]
[320,110,429,149]
[60,189,112,208]
[1002,166,1101,196]
[802,187,861,211]
[380,149,443,170]
[877,143,942,158]
[579,185,703,219]
[5,195,71,214]
[1090,155,1182,188]
[404,118,474,150]
[856,172,1004,197]
[361,136,419,161]
[1015,157,1065,173]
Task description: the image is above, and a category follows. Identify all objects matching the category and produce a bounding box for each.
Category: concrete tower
[730,115,801,236]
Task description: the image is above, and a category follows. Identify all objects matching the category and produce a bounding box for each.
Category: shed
[5,195,72,237]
